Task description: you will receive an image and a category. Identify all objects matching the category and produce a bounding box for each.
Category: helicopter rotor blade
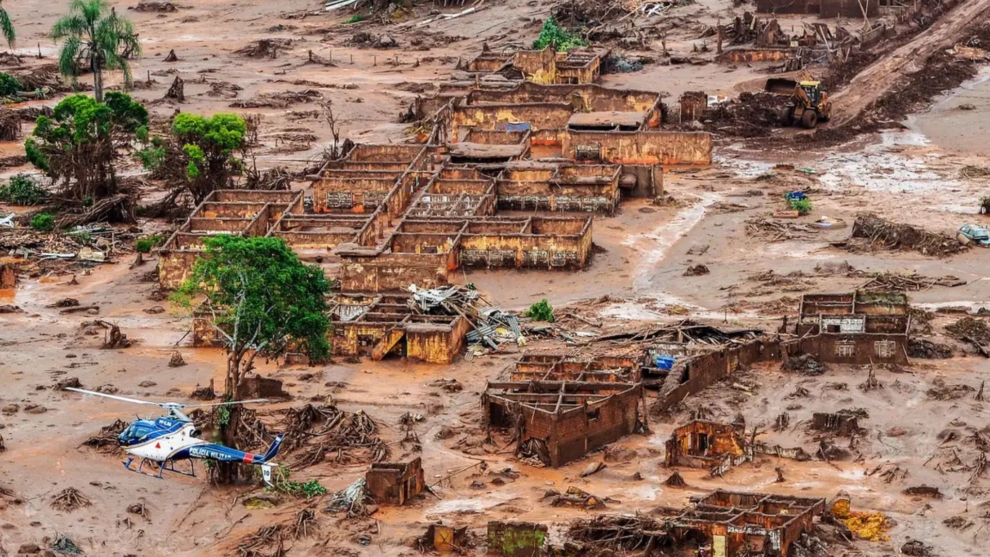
[65,387,163,407]
[179,398,271,408]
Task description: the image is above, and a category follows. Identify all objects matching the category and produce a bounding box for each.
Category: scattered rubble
[50,488,91,513]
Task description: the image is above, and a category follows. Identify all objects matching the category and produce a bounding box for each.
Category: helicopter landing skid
[124,457,196,480]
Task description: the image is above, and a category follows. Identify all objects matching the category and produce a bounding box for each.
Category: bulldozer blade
[765,78,798,95]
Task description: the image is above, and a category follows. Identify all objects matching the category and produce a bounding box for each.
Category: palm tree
[52,0,140,103]
[0,0,15,49]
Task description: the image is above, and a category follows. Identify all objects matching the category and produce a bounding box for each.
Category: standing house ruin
[365,458,426,506]
[483,381,646,467]
[794,291,910,365]
[664,420,746,468]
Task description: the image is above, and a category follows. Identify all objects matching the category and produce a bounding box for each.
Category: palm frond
[0,8,16,48]
[56,36,82,80]
[51,15,88,41]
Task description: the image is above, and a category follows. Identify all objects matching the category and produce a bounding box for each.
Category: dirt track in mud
[1,0,990,554]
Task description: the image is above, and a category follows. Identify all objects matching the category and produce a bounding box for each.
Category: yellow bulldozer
[766,78,832,129]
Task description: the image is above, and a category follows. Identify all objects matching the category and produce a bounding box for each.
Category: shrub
[0,73,20,97]
[135,234,164,253]
[532,17,587,52]
[344,14,364,23]
[526,299,555,322]
[789,198,812,215]
[267,466,327,499]
[0,174,48,205]
[30,213,56,232]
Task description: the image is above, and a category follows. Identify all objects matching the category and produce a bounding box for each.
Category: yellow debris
[842,511,890,542]
[831,498,851,519]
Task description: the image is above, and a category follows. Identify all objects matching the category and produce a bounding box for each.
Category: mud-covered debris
[230,89,321,109]
[55,377,82,391]
[1,403,18,415]
[235,38,293,59]
[131,2,177,12]
[282,403,388,467]
[683,264,710,276]
[95,384,119,394]
[850,213,968,257]
[127,502,150,519]
[51,534,83,554]
[23,404,46,414]
[664,470,686,487]
[138,380,156,388]
[206,80,242,98]
[784,353,826,376]
[168,352,186,367]
[0,304,22,313]
[190,383,215,400]
[860,272,965,292]
[902,485,942,498]
[901,539,934,556]
[290,508,318,539]
[83,419,127,452]
[580,462,606,477]
[546,486,605,509]
[944,515,973,529]
[908,339,953,359]
[50,488,91,512]
[235,524,288,557]
[48,298,79,308]
[143,305,165,314]
[163,49,178,62]
[0,433,5,453]
[325,478,377,517]
[435,426,455,440]
[430,378,462,393]
[927,378,975,400]
[946,317,990,344]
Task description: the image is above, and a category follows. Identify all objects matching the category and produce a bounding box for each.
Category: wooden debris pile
[50,487,91,512]
[859,272,965,292]
[745,215,817,241]
[281,403,390,468]
[82,419,128,453]
[234,38,293,59]
[850,213,967,257]
[235,524,288,557]
[230,89,322,109]
[945,317,990,357]
[566,514,668,552]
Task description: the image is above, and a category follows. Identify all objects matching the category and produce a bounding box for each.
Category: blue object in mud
[655,355,675,370]
[784,191,806,201]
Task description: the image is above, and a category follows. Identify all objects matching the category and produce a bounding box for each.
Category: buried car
[958,224,990,246]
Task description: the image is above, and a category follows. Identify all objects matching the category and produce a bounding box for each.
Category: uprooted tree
[172,236,331,484]
[25,92,147,213]
[139,112,247,204]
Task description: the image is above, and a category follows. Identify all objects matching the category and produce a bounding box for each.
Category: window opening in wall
[835,340,855,358]
[875,340,895,358]
[588,408,600,421]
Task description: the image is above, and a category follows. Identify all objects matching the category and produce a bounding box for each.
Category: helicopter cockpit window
[119,423,157,444]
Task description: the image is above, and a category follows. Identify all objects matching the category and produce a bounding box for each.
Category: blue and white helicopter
[67,387,284,485]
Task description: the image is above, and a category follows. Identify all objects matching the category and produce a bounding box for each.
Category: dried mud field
[1,0,990,554]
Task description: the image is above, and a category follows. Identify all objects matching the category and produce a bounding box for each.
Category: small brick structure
[483,381,646,467]
[365,458,426,506]
[795,291,910,365]
[664,420,745,468]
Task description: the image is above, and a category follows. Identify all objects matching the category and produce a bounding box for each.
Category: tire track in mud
[830,0,990,126]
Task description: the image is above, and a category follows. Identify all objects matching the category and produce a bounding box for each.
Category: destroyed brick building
[365,458,426,506]
[483,381,646,467]
[161,44,715,364]
[664,420,745,468]
[756,0,878,18]
[668,490,826,557]
[794,291,910,365]
[510,352,640,383]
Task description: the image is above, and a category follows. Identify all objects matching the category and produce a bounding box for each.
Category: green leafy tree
[0,0,15,49]
[140,113,247,203]
[52,0,141,102]
[172,236,331,483]
[25,92,147,202]
[532,17,587,52]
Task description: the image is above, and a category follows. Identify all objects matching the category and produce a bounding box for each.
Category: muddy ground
[2,0,990,554]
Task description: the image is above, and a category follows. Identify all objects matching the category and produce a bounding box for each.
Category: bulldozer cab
[799,81,822,105]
